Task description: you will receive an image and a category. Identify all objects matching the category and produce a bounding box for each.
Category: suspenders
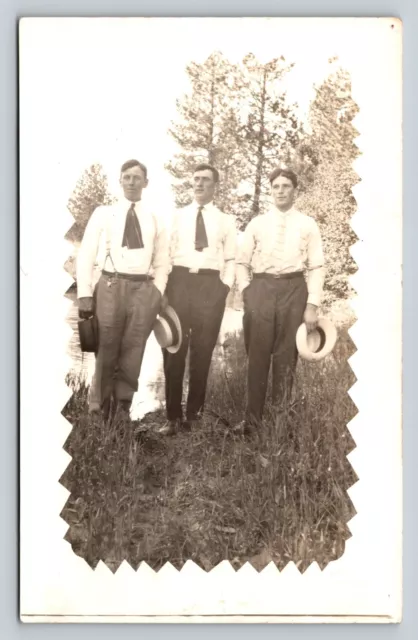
[103,210,117,274]
[102,207,158,276]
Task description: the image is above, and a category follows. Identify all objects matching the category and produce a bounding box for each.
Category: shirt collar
[268,204,296,218]
[193,200,215,212]
[120,196,141,210]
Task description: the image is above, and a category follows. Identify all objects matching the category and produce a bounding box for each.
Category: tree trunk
[251,67,267,219]
[208,67,216,164]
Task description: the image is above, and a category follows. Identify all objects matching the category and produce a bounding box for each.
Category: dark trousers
[243,274,308,424]
[89,273,161,411]
[163,267,229,421]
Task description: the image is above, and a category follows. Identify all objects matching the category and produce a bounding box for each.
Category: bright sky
[20,17,379,223]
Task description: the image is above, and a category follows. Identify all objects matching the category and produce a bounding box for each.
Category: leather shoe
[182,416,201,431]
[158,418,181,436]
[232,420,257,437]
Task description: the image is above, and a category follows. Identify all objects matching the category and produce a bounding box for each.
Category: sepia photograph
[19,17,402,622]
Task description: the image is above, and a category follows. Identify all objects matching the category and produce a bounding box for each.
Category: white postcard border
[19,17,402,622]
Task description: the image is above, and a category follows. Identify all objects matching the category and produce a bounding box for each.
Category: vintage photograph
[19,17,402,621]
[60,19,358,573]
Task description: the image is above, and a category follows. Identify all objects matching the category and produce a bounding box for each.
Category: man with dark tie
[159,163,237,435]
[76,159,169,420]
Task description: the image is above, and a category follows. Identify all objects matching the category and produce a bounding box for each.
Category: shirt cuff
[77,284,94,298]
[239,280,251,294]
[307,293,321,307]
[153,280,166,296]
[221,277,233,289]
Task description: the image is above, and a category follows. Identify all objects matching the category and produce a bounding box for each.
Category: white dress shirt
[236,206,325,307]
[169,201,237,289]
[76,197,169,298]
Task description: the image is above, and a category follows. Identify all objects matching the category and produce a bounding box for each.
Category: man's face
[192,169,216,204]
[271,175,295,211]
[120,164,148,202]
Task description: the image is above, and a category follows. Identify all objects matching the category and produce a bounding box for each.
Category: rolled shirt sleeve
[168,211,179,269]
[151,217,170,296]
[76,206,104,299]
[305,217,325,307]
[235,218,256,293]
[221,214,237,289]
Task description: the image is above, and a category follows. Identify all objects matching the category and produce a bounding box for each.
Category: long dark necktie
[195,205,208,252]
[121,203,144,249]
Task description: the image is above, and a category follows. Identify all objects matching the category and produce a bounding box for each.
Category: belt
[172,266,220,276]
[103,270,153,282]
[253,271,304,280]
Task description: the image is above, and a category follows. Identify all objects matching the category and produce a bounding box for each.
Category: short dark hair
[193,163,219,183]
[120,159,148,180]
[268,167,298,188]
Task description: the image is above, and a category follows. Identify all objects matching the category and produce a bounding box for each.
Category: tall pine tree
[231,54,305,227]
[165,51,245,214]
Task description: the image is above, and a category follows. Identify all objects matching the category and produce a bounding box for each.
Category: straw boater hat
[153,306,182,354]
[296,317,337,362]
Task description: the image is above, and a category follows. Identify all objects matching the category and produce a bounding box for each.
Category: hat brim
[153,305,183,354]
[164,306,183,353]
[296,317,337,362]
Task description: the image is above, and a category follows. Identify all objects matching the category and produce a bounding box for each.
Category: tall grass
[61,327,357,573]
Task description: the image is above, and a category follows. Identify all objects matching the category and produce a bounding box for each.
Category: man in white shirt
[76,159,169,420]
[234,167,325,435]
[159,163,237,435]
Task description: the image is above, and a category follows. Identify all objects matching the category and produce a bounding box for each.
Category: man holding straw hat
[159,163,237,436]
[234,167,325,436]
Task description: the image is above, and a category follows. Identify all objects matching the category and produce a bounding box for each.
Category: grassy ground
[61,326,357,573]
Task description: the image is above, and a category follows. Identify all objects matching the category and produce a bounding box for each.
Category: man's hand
[304,303,318,333]
[160,294,169,313]
[78,296,94,319]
